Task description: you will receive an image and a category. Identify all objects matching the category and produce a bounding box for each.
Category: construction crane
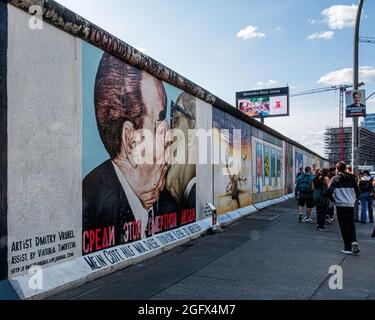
[291,82,365,162]
[359,36,375,44]
[291,83,364,128]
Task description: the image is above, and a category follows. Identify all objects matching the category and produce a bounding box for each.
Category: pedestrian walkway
[50,200,375,300]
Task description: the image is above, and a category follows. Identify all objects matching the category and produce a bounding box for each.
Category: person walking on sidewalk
[296,167,304,179]
[312,169,329,232]
[327,162,361,256]
[346,166,360,222]
[358,170,374,224]
[296,166,315,223]
[325,167,336,225]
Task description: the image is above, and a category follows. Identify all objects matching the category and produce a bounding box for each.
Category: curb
[5,195,294,300]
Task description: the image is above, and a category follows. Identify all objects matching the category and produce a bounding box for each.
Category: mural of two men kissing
[82,47,197,255]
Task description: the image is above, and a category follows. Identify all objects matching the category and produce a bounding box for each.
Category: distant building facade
[324,127,375,166]
[361,113,375,133]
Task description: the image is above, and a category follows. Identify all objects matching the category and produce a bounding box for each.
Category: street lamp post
[352,0,365,175]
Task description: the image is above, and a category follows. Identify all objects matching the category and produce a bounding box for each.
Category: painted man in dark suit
[82,53,179,255]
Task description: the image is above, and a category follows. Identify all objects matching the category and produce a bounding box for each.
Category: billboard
[346,90,366,118]
[236,87,290,119]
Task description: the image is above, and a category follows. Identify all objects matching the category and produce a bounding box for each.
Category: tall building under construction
[324,127,375,166]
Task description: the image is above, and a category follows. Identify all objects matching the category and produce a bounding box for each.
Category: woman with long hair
[325,167,336,224]
[312,168,330,232]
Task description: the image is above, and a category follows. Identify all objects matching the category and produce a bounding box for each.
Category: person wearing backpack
[358,170,374,224]
[296,166,315,223]
[312,169,329,232]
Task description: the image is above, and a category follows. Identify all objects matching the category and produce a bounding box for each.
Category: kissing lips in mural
[83,53,186,255]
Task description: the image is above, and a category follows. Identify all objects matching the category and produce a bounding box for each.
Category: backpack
[298,175,312,194]
[359,179,373,194]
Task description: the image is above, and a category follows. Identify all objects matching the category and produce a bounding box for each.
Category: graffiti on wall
[8,231,77,276]
[295,151,303,179]
[252,137,284,203]
[284,143,294,195]
[82,43,196,255]
[213,110,252,215]
[312,158,320,175]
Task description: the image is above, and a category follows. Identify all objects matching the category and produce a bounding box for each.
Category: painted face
[121,73,171,210]
[354,93,361,105]
[141,73,168,138]
[140,73,173,164]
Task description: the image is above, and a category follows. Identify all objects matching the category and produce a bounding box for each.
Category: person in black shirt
[296,167,304,179]
[325,167,336,224]
[358,170,374,224]
[312,169,330,232]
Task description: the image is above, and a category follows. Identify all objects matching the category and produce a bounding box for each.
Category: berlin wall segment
[0,0,329,299]
[0,0,8,281]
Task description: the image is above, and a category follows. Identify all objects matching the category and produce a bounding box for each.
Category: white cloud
[321,4,358,30]
[255,79,279,88]
[276,27,282,32]
[307,31,334,40]
[135,47,147,53]
[317,67,375,85]
[237,25,266,40]
[307,18,317,24]
[289,131,326,157]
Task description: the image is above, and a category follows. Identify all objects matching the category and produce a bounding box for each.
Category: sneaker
[341,250,353,255]
[317,227,327,232]
[305,218,313,223]
[352,242,360,256]
[299,214,303,223]
[326,218,333,225]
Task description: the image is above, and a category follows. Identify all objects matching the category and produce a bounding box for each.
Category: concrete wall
[7,6,82,278]
[0,0,8,282]
[196,99,214,220]
[0,2,328,298]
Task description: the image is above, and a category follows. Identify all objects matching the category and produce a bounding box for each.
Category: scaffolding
[324,127,352,165]
[324,127,375,166]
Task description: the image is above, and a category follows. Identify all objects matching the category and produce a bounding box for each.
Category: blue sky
[57,0,375,157]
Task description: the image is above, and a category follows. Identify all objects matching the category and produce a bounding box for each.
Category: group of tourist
[295,162,374,256]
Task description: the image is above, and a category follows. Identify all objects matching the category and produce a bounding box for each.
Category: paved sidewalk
[50,200,375,300]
